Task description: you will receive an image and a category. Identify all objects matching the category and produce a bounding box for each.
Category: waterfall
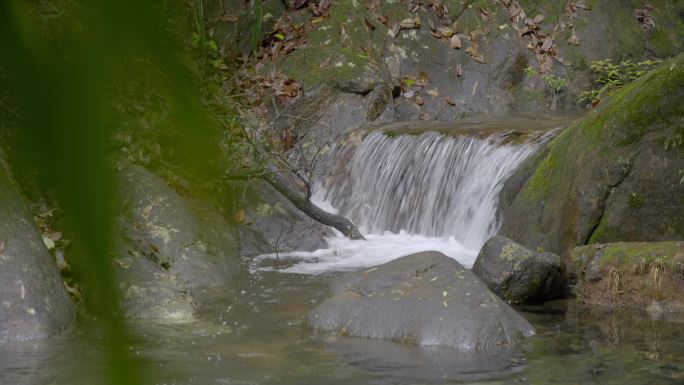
[256,119,563,274]
[322,131,544,250]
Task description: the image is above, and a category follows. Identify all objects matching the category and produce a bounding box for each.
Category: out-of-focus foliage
[0,0,228,383]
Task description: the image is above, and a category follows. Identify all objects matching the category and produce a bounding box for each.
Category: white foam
[255,231,477,275]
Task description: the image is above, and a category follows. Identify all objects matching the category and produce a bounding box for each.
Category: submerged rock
[0,151,74,342]
[114,164,239,321]
[472,236,566,303]
[309,251,535,351]
[500,54,684,255]
[571,242,684,316]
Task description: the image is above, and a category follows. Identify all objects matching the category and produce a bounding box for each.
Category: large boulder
[309,251,535,351]
[210,0,684,135]
[114,164,239,321]
[571,242,684,317]
[500,54,684,256]
[0,152,74,342]
[472,236,566,303]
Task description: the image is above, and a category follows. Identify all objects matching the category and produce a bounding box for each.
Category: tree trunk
[260,170,366,240]
[224,169,366,240]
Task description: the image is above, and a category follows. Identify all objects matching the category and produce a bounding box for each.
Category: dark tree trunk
[261,170,366,240]
[225,169,366,241]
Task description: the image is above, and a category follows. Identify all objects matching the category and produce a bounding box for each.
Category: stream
[2,117,684,384]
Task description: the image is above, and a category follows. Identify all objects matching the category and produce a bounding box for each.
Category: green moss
[572,241,684,270]
[597,242,684,269]
[525,148,557,200]
[627,193,644,209]
[587,216,609,244]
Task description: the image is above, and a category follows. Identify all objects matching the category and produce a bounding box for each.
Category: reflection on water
[1,269,683,385]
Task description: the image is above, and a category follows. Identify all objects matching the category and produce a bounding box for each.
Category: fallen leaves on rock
[634,5,656,31]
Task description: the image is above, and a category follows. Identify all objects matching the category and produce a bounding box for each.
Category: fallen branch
[224,168,366,240]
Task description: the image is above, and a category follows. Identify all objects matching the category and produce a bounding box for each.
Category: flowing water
[256,119,558,273]
[4,117,684,384]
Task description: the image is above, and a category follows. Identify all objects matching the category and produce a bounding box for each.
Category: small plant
[542,74,568,110]
[578,59,661,107]
[542,74,568,94]
[523,66,536,77]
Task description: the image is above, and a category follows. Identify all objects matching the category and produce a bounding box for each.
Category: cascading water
[323,131,541,250]
[256,119,561,274]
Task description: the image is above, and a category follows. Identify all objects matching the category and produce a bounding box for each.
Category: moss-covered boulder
[114,164,239,321]
[499,54,684,256]
[472,236,566,303]
[571,242,684,316]
[0,151,74,342]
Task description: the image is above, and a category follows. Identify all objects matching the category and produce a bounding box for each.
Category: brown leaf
[219,13,239,23]
[540,37,553,52]
[398,17,421,29]
[456,64,463,77]
[567,29,580,45]
[415,96,424,105]
[450,34,462,49]
[235,209,245,224]
[446,96,456,106]
[438,26,455,37]
[533,14,545,24]
[508,1,523,19]
[319,55,331,68]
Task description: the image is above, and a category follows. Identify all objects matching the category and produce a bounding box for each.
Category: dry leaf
[567,29,580,45]
[438,26,455,37]
[450,34,462,49]
[235,209,245,223]
[319,55,331,68]
[415,96,424,105]
[540,37,553,52]
[533,14,545,24]
[219,13,239,23]
[398,17,421,29]
[456,64,463,77]
[446,96,456,106]
[427,88,439,97]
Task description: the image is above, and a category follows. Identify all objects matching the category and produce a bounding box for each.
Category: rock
[0,151,74,342]
[114,164,239,321]
[232,180,332,257]
[309,251,535,351]
[571,242,684,315]
[500,54,684,255]
[472,236,566,303]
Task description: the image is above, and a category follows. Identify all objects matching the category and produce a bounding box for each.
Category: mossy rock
[571,242,684,315]
[500,54,684,256]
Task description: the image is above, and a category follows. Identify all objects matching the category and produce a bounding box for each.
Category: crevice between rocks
[583,155,637,245]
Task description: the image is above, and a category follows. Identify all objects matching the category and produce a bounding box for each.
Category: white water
[258,127,555,274]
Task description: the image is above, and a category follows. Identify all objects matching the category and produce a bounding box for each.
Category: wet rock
[115,164,239,321]
[309,251,535,351]
[472,236,566,303]
[232,180,331,257]
[0,151,74,342]
[571,242,684,314]
[500,55,684,255]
